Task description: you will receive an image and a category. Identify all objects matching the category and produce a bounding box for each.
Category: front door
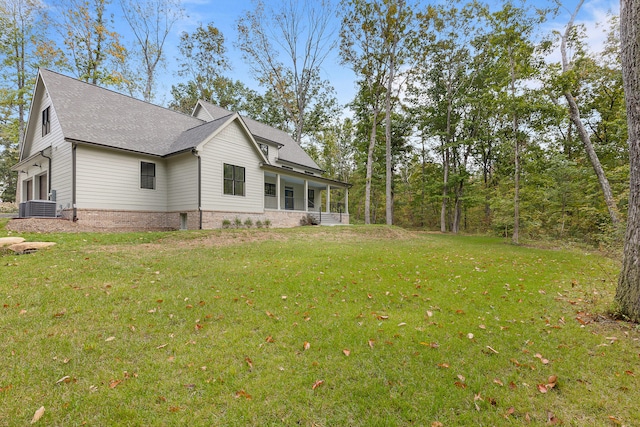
[285,187,294,210]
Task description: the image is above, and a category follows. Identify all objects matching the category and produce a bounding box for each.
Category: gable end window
[42,107,50,136]
[259,143,269,157]
[140,161,156,189]
[224,163,245,196]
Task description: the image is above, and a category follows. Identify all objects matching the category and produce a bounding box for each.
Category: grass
[0,225,636,426]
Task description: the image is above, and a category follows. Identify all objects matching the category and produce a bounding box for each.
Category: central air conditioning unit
[25,200,56,217]
[19,202,27,218]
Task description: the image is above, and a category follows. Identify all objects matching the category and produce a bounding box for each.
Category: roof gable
[195,100,322,171]
[38,69,204,156]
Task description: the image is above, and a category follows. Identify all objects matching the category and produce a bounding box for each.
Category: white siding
[193,105,212,121]
[76,146,167,211]
[200,120,263,213]
[29,86,62,156]
[167,152,198,211]
[50,141,73,210]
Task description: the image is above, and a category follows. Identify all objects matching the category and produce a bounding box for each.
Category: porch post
[304,180,309,212]
[276,174,281,210]
[326,184,331,213]
[345,187,349,214]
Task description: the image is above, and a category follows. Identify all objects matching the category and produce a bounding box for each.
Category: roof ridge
[39,68,202,122]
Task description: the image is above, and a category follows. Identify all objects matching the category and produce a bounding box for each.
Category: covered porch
[263,167,350,224]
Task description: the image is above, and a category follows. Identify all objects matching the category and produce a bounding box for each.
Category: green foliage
[0,227,633,425]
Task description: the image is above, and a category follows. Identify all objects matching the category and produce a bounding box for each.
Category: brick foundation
[55,208,349,231]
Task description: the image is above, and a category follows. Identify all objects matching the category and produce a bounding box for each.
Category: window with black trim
[259,143,269,157]
[265,182,276,197]
[42,107,50,136]
[224,163,245,196]
[140,161,156,189]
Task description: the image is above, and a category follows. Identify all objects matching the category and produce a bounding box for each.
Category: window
[259,143,269,157]
[42,107,50,136]
[140,161,156,189]
[265,183,276,197]
[224,163,245,196]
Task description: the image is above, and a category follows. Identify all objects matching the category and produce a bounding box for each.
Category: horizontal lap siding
[167,152,198,211]
[51,142,72,210]
[200,121,263,213]
[76,146,167,211]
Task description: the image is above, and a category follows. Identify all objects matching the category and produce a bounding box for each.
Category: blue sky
[95,0,621,107]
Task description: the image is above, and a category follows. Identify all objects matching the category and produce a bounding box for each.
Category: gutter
[41,149,52,198]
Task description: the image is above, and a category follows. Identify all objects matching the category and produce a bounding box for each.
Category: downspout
[192,149,202,229]
[72,143,77,221]
[40,149,52,197]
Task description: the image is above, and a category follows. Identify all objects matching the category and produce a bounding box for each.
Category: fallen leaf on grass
[437,363,450,369]
[608,415,623,425]
[486,346,499,354]
[245,357,253,369]
[303,341,311,351]
[109,379,122,389]
[266,311,274,318]
[420,342,439,348]
[534,353,549,364]
[55,376,70,385]
[105,336,115,342]
[265,336,274,343]
[547,411,562,425]
[454,381,467,389]
[342,349,350,356]
[493,378,503,386]
[30,406,45,424]
[169,406,181,412]
[312,380,324,390]
[157,343,168,349]
[467,333,474,339]
[625,370,634,376]
[503,407,515,418]
[431,422,443,427]
[368,339,375,349]
[235,390,252,399]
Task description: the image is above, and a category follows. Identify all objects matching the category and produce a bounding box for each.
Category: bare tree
[119,0,183,102]
[53,0,125,86]
[616,0,640,321]
[560,0,620,228]
[236,0,336,145]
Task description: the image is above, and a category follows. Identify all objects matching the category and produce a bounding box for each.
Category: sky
[89,0,622,108]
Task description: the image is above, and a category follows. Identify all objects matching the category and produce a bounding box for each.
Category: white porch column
[304,180,309,212]
[276,174,281,210]
[345,187,349,214]
[325,184,331,213]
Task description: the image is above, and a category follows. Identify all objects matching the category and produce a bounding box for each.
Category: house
[12,69,349,230]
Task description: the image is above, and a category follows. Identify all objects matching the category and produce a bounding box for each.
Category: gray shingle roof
[40,69,321,172]
[196,100,322,171]
[41,69,204,156]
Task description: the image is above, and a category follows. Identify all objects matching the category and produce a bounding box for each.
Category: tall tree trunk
[364,110,379,224]
[561,0,620,228]
[384,1,402,226]
[509,47,520,244]
[440,146,449,232]
[616,0,640,321]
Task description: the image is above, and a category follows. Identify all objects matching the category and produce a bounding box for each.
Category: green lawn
[0,226,636,426]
